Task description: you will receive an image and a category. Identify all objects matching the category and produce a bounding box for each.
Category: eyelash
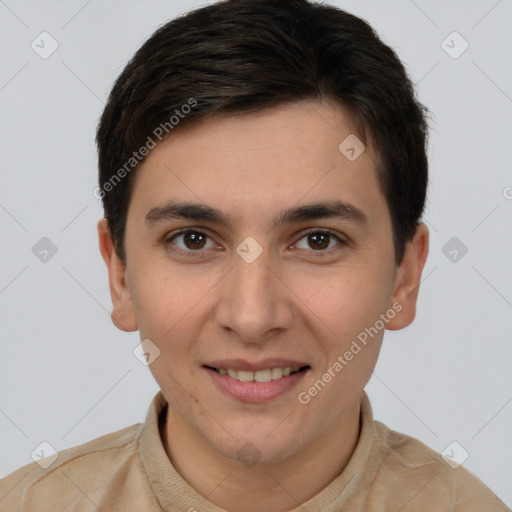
[163,228,347,258]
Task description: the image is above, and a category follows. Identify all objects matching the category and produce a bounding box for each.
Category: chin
[206,423,306,467]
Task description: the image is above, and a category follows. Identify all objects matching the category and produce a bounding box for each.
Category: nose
[213,249,295,346]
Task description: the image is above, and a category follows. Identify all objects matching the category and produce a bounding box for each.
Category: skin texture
[98,100,429,512]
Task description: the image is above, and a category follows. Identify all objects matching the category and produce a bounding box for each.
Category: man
[1,0,508,510]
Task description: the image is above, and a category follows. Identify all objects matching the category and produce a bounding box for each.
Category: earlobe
[386,223,429,331]
[97,218,138,332]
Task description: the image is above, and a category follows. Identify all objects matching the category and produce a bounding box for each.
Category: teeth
[237,370,254,382]
[255,369,272,383]
[215,366,304,382]
[271,368,283,379]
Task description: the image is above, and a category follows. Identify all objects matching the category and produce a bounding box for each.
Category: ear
[386,222,429,330]
[97,218,138,332]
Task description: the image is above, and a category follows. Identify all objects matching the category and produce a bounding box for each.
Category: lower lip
[205,367,309,403]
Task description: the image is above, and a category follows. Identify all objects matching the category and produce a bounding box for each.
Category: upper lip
[203,358,310,372]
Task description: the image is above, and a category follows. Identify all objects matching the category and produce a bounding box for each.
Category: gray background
[1,0,511,506]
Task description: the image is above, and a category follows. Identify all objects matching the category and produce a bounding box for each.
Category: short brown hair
[96,0,429,265]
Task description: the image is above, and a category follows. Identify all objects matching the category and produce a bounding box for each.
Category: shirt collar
[138,390,380,512]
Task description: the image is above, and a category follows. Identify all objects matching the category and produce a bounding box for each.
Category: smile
[204,365,311,403]
[208,366,308,382]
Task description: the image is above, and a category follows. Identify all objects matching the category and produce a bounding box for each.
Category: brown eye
[181,231,207,250]
[164,229,216,254]
[307,232,330,250]
[295,229,346,253]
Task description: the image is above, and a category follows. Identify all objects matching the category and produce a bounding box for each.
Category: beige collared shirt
[0,390,508,511]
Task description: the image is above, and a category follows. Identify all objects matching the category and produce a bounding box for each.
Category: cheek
[293,269,392,343]
[129,266,217,355]
[129,267,182,339]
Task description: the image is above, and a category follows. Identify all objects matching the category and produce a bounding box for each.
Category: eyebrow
[145,199,368,228]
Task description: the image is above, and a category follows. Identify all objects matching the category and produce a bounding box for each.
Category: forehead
[128,100,385,228]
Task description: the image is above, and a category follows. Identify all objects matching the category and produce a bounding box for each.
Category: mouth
[204,365,310,382]
[203,363,311,403]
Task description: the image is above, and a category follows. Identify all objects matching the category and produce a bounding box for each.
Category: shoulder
[0,423,143,512]
[368,420,509,511]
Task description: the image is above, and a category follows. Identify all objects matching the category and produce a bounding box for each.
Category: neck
[160,398,362,512]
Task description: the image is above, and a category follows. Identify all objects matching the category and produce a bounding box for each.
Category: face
[99,100,428,465]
